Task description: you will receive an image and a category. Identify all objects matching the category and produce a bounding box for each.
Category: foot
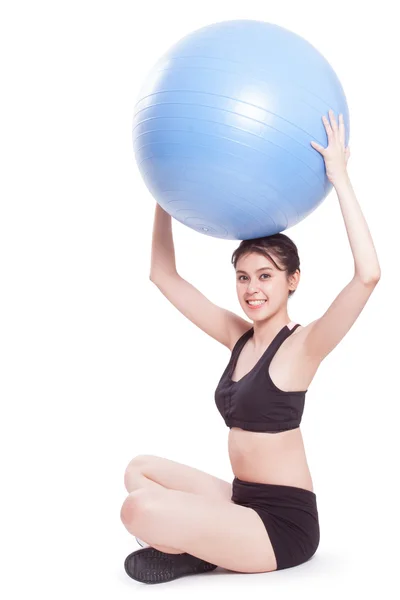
[124,547,218,584]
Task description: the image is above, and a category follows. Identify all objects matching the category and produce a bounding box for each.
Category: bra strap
[263,323,300,364]
[231,327,253,357]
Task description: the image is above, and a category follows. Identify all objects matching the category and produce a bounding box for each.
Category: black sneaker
[124,547,218,584]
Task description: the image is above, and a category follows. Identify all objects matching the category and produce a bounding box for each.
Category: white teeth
[247,300,266,305]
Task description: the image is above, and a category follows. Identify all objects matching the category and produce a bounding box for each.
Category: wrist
[332,172,351,189]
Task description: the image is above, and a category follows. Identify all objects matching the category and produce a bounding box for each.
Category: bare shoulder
[228,319,319,355]
[272,320,320,391]
[268,321,321,392]
[227,319,253,352]
[286,320,321,366]
[288,320,318,352]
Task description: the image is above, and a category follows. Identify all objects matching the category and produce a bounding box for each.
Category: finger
[338,113,346,146]
[322,115,333,139]
[310,140,325,153]
[329,109,338,132]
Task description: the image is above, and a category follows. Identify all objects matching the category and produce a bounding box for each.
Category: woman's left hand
[311,109,351,185]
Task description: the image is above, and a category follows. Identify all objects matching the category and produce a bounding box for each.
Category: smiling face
[235,251,299,320]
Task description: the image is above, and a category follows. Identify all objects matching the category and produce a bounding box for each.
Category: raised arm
[149,203,250,349]
[305,110,381,362]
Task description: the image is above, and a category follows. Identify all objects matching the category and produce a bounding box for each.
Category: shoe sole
[124,547,217,584]
[135,536,149,548]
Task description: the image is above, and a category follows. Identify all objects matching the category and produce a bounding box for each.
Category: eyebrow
[236,267,274,274]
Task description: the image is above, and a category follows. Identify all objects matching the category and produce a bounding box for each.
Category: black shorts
[231,477,320,570]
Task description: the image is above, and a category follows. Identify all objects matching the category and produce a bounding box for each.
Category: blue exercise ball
[132,20,350,240]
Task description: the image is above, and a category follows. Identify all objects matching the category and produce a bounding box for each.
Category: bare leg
[125,472,184,554]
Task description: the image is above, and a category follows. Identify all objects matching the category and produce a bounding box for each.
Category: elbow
[149,273,158,285]
[369,268,382,283]
[357,271,381,285]
[149,270,178,284]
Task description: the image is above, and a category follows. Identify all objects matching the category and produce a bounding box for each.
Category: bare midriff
[228,426,314,492]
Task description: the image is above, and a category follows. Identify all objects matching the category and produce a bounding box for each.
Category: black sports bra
[214,323,307,433]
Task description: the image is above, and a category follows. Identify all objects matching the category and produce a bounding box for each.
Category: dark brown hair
[231,233,300,298]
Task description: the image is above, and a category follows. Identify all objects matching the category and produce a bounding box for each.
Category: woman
[120,110,381,584]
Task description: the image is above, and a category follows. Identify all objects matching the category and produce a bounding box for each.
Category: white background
[0,0,398,597]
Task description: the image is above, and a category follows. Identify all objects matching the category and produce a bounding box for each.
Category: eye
[237,273,271,281]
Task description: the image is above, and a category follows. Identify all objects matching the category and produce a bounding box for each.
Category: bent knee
[124,454,157,472]
[120,489,148,525]
[123,454,155,483]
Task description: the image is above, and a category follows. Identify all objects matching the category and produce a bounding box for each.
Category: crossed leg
[123,454,234,554]
[120,454,278,572]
